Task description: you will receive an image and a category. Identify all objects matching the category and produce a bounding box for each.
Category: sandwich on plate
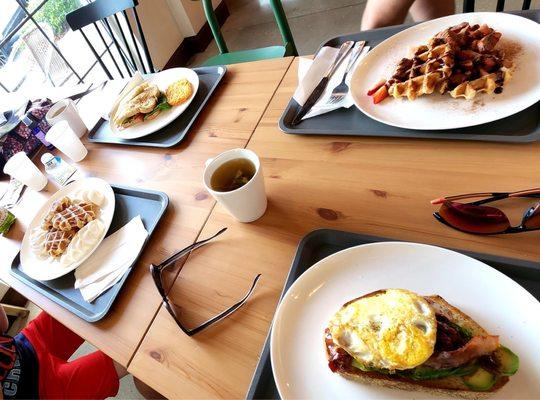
[326,289,518,398]
[113,82,171,129]
[112,78,194,130]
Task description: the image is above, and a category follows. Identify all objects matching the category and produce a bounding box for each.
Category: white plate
[270,242,540,399]
[350,12,540,130]
[20,178,115,281]
[113,68,199,139]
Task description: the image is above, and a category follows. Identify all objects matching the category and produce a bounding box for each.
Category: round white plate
[270,242,540,399]
[20,178,115,281]
[113,67,199,139]
[350,12,540,130]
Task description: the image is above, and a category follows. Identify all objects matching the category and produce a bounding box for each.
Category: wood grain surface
[0,57,293,367]
[129,57,540,398]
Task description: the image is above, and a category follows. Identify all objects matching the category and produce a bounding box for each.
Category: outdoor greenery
[29,0,82,37]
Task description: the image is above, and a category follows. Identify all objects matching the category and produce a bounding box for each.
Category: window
[0,0,129,94]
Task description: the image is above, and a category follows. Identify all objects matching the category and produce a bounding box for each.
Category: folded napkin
[75,215,148,303]
[293,44,370,120]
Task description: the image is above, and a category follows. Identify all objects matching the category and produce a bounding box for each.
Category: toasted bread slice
[326,291,509,399]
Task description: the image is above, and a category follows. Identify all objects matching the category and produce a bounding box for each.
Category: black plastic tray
[247,228,540,399]
[87,66,226,148]
[279,10,540,143]
[10,184,168,322]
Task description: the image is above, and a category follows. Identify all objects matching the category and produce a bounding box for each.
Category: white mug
[45,120,88,162]
[203,148,267,223]
[46,99,87,138]
[3,152,47,191]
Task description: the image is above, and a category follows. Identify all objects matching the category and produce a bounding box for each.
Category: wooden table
[0,57,293,367]
[128,57,540,398]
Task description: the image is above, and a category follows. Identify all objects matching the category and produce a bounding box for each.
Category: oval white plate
[350,12,540,130]
[113,67,199,139]
[20,178,115,281]
[270,242,540,399]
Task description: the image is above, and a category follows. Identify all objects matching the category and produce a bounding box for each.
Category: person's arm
[361,0,415,30]
[0,307,8,335]
[361,0,455,30]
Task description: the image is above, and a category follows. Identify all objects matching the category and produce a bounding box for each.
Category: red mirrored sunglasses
[431,188,540,235]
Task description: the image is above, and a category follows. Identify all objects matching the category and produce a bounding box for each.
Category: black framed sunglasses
[150,228,261,336]
[431,188,540,235]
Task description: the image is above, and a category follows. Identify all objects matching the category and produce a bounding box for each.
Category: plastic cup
[45,120,88,162]
[3,152,47,191]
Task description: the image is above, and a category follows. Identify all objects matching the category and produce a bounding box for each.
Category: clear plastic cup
[45,120,88,162]
[3,152,48,191]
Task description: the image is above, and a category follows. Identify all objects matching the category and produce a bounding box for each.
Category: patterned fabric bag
[0,99,53,176]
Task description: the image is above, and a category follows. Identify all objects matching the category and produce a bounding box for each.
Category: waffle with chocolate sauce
[368,22,514,104]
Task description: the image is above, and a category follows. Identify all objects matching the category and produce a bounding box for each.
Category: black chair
[66,0,155,80]
[463,0,532,12]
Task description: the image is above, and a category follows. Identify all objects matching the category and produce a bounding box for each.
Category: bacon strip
[424,335,499,369]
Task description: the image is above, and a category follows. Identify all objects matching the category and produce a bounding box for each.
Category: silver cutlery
[291,40,355,125]
[328,41,366,105]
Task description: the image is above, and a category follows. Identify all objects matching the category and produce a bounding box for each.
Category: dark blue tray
[10,184,168,322]
[87,65,226,148]
[279,10,540,143]
[247,229,540,399]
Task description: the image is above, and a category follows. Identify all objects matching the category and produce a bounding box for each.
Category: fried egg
[328,289,436,370]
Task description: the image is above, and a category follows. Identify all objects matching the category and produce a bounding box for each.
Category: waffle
[51,202,97,232]
[388,43,454,100]
[42,196,72,230]
[450,66,513,99]
[44,229,76,257]
[368,22,513,104]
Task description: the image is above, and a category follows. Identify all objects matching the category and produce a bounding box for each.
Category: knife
[291,40,355,125]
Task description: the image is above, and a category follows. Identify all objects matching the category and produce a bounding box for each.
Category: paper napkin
[293,44,370,120]
[74,215,148,303]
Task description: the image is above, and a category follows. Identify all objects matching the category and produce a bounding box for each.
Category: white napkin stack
[293,44,370,120]
[75,215,148,303]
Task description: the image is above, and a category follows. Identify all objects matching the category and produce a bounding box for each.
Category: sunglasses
[150,227,261,336]
[431,188,540,235]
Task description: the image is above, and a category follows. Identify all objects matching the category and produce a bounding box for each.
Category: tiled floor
[188,0,540,65]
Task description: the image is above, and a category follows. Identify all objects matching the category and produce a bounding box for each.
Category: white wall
[137,0,222,69]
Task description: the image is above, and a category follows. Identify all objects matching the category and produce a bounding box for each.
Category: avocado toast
[326,289,518,399]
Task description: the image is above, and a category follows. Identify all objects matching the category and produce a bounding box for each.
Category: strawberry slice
[372,85,389,104]
[367,79,387,96]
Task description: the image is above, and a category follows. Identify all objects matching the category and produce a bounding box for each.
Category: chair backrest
[66,0,154,80]
[463,0,531,12]
[201,0,298,57]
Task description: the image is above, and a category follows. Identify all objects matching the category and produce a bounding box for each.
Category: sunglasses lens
[439,201,510,234]
[523,203,540,229]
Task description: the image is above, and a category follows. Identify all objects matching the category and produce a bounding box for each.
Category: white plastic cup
[45,120,88,162]
[46,99,87,138]
[203,148,267,223]
[3,152,47,191]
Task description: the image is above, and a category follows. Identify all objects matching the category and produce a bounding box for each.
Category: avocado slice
[497,346,519,376]
[351,359,391,374]
[403,364,478,380]
[462,368,496,391]
[351,359,477,380]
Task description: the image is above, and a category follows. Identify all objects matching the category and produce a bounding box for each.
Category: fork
[328,41,366,105]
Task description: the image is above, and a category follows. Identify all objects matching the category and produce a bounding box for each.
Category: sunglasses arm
[155,227,228,270]
[174,273,262,336]
[432,188,540,205]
